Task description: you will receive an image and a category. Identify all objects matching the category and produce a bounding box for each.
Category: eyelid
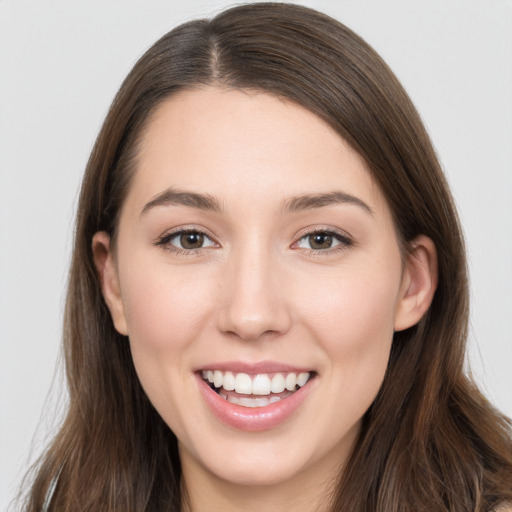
[153,224,353,255]
[291,226,354,253]
[296,234,343,250]
[153,225,220,253]
[293,225,353,241]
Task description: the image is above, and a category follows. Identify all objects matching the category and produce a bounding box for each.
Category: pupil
[181,232,204,249]
[309,233,332,249]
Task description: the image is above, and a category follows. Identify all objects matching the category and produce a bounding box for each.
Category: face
[95,87,432,496]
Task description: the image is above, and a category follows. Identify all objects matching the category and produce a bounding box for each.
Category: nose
[216,245,292,341]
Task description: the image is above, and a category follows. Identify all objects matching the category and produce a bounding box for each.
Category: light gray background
[1,0,511,509]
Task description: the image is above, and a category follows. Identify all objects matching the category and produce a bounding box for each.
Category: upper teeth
[202,370,311,395]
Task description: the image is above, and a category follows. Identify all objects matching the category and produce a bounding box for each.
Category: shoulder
[493,505,512,512]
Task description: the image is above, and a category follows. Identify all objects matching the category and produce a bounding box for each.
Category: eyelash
[154,227,353,256]
[154,228,218,256]
[293,228,353,255]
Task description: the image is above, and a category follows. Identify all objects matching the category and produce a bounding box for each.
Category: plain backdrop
[1,0,511,509]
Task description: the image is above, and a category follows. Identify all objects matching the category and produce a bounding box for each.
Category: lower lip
[197,374,314,432]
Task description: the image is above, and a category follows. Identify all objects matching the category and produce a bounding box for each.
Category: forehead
[128,87,387,216]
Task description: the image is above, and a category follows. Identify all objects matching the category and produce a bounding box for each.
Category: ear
[394,235,438,332]
[92,231,128,336]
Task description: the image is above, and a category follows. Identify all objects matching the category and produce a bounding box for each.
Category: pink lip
[196,360,311,375]
[196,371,315,432]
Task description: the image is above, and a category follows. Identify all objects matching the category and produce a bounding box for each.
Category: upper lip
[195,360,313,375]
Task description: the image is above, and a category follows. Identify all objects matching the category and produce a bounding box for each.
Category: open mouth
[201,370,314,408]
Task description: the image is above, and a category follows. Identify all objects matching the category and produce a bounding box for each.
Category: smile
[201,370,312,408]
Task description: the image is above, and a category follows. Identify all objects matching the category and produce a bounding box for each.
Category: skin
[93,87,437,512]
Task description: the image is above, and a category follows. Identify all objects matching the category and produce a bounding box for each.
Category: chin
[204,454,310,487]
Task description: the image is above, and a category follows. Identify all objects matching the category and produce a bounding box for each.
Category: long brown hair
[23,3,512,511]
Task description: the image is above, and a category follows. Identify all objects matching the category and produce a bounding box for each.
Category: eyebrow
[140,187,372,217]
[282,191,373,215]
[141,187,222,216]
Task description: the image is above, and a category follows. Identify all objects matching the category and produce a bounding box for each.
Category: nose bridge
[217,238,290,341]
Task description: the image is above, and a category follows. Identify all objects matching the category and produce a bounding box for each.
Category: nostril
[216,275,292,340]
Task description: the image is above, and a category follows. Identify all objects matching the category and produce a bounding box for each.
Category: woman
[22,3,512,511]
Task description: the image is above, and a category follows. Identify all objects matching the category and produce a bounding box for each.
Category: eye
[295,230,352,251]
[156,229,217,252]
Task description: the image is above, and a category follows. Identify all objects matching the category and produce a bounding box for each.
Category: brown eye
[308,233,333,250]
[180,232,204,249]
[295,230,351,252]
[159,230,216,252]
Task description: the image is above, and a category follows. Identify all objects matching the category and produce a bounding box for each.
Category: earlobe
[92,231,129,336]
[394,235,438,332]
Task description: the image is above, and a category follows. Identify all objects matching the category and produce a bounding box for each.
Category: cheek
[295,258,400,395]
[116,256,218,410]
[117,259,223,438]
[299,262,400,344]
[120,260,215,351]
[297,269,399,437]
